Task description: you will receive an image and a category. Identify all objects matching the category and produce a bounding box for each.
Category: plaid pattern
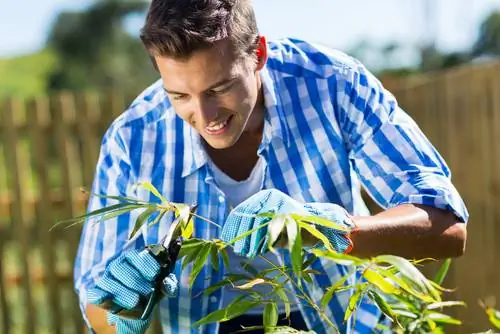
[74,37,469,333]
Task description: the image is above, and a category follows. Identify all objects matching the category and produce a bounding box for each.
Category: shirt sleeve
[334,58,469,223]
[73,123,146,330]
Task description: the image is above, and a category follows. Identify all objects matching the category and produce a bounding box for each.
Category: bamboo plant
[55,182,467,333]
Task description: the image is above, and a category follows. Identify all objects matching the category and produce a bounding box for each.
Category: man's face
[155,38,266,150]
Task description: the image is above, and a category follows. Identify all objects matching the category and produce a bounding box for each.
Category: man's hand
[86,248,179,334]
[220,189,356,258]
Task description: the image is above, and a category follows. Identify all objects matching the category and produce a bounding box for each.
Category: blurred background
[1,0,500,333]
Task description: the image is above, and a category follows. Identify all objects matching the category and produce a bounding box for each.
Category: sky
[1,0,500,68]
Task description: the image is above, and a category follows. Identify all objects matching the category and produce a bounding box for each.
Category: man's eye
[210,84,233,95]
[172,94,187,101]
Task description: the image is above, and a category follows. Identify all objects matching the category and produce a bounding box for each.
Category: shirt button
[218,196,224,203]
[210,296,218,303]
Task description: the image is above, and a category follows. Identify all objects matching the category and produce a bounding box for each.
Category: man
[74,0,469,333]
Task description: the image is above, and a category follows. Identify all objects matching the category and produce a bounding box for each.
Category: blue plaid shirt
[74,38,469,333]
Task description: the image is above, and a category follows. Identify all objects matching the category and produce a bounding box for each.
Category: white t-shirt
[206,155,299,314]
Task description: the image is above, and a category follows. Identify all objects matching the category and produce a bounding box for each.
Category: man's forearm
[348,204,467,259]
[86,304,115,334]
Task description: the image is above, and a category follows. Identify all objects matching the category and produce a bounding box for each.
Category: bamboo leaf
[276,288,291,318]
[240,262,259,277]
[228,220,271,246]
[193,296,261,326]
[426,301,466,310]
[210,244,219,271]
[289,221,303,286]
[285,216,298,250]
[381,269,435,303]
[363,268,400,295]
[374,255,440,301]
[293,214,350,232]
[129,206,156,239]
[181,243,203,272]
[344,284,366,322]
[486,308,500,329]
[320,273,351,309]
[203,277,246,296]
[148,209,167,228]
[263,303,279,328]
[393,309,418,319]
[367,290,400,326]
[267,215,286,254]
[426,312,462,325]
[138,181,168,203]
[220,247,230,268]
[311,249,364,267]
[298,221,333,251]
[433,258,451,285]
[234,278,273,290]
[302,254,318,269]
[182,215,194,239]
[189,243,211,287]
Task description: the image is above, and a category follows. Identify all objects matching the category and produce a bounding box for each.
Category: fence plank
[52,93,85,333]
[76,93,101,188]
[0,239,10,334]
[1,98,35,334]
[27,97,63,334]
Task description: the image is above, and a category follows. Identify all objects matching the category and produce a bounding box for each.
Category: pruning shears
[115,203,198,320]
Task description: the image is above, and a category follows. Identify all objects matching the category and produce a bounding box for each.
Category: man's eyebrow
[163,77,237,95]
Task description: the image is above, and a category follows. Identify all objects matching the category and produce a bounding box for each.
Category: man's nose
[196,98,218,124]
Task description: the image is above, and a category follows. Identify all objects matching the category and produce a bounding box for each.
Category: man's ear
[255,35,268,71]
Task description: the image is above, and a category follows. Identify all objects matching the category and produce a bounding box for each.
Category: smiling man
[74,0,469,333]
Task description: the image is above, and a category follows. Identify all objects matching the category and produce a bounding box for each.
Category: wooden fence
[1,59,500,333]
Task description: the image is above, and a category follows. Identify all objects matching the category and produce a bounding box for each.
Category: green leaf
[268,215,286,254]
[220,247,230,268]
[298,221,333,251]
[374,255,440,301]
[240,261,260,277]
[129,206,156,239]
[302,254,318,269]
[228,220,271,246]
[276,288,291,318]
[189,243,211,287]
[311,249,364,267]
[263,303,279,328]
[433,258,451,285]
[285,215,298,250]
[234,278,273,290]
[289,221,303,285]
[181,243,203,272]
[363,268,400,295]
[182,215,194,239]
[148,208,167,228]
[320,273,352,309]
[426,312,462,325]
[426,301,466,310]
[381,269,435,303]
[344,284,366,322]
[203,277,246,296]
[293,214,350,232]
[137,181,168,203]
[210,244,219,271]
[486,308,500,329]
[393,309,418,319]
[193,296,261,326]
[367,290,400,326]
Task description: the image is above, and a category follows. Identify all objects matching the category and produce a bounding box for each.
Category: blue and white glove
[220,189,356,258]
[303,202,356,254]
[87,249,179,334]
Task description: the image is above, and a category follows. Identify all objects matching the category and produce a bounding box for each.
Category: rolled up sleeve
[335,59,469,223]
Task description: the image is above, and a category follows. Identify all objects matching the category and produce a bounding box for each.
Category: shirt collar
[181,63,291,178]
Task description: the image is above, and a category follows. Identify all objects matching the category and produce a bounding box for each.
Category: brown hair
[140,0,260,61]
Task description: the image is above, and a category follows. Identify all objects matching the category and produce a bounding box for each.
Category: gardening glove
[86,248,179,334]
[303,202,357,254]
[220,189,310,258]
